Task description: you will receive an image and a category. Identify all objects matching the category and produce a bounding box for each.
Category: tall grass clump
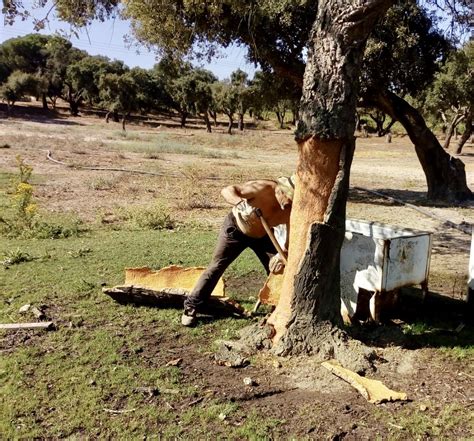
[123,202,177,230]
[0,156,82,239]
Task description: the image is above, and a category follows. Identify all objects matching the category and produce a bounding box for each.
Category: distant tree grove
[0,2,472,201]
[0,34,299,132]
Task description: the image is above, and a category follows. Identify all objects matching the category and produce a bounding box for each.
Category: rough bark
[226,114,233,134]
[456,112,472,154]
[443,113,464,149]
[267,0,394,353]
[121,112,130,131]
[364,90,472,201]
[179,111,187,128]
[238,113,244,131]
[203,113,212,133]
[41,93,48,110]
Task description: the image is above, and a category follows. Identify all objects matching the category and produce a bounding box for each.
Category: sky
[1,5,257,80]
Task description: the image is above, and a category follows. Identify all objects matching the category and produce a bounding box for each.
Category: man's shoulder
[243,179,277,189]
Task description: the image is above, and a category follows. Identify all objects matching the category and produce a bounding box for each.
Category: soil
[1,104,473,439]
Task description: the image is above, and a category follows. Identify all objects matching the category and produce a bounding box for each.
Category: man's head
[275,174,295,209]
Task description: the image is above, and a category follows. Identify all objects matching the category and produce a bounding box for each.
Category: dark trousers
[184,212,277,311]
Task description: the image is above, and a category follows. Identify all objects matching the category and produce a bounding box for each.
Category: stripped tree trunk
[268,0,394,354]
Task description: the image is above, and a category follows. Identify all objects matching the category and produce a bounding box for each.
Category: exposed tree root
[215,320,377,374]
[272,321,377,374]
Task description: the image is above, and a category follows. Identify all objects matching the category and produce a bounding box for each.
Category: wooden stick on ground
[0,322,55,330]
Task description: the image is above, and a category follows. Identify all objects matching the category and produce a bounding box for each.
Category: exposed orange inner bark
[267,137,343,341]
[125,266,226,297]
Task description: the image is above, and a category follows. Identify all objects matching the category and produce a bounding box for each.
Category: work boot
[181,308,197,327]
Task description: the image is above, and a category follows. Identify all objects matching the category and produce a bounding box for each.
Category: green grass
[375,402,471,440]
[402,320,474,360]
[0,224,271,438]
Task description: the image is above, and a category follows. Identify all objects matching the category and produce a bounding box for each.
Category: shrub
[0,156,83,239]
[125,203,177,230]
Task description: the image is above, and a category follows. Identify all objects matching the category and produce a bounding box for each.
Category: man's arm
[221,180,270,206]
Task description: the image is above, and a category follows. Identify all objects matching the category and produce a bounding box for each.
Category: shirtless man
[181,176,295,326]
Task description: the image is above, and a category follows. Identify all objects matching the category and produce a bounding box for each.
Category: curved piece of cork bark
[267,137,343,341]
[322,359,408,404]
[258,273,284,306]
[125,265,225,297]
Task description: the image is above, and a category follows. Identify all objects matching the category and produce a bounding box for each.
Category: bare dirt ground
[1,105,473,439]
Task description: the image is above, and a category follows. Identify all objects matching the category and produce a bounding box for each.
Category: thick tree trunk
[456,112,472,154]
[238,113,244,131]
[268,0,394,353]
[443,113,464,149]
[180,111,187,128]
[209,110,218,127]
[364,90,472,201]
[203,113,212,133]
[226,114,233,134]
[42,93,48,110]
[69,100,80,116]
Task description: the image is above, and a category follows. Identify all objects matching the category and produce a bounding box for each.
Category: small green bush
[124,203,177,230]
[1,248,33,267]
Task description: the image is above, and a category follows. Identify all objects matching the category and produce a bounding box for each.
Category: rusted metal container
[341,219,432,322]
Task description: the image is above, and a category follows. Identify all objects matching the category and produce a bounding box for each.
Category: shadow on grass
[349,187,474,209]
[350,288,473,351]
[0,104,85,126]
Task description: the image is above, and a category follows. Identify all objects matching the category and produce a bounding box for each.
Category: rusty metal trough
[262,219,433,322]
[341,219,432,322]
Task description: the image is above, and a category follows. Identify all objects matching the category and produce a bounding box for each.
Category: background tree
[212,81,239,135]
[0,70,44,116]
[425,42,474,153]
[152,56,194,127]
[249,71,301,127]
[98,71,138,130]
[0,34,51,109]
[171,68,217,132]
[43,35,86,109]
[230,69,251,131]
[64,55,126,115]
[359,1,471,201]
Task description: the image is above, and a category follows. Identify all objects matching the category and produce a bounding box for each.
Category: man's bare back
[221,179,292,239]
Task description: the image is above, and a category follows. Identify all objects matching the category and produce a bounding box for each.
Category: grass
[0,117,472,438]
[375,402,471,440]
[0,222,270,438]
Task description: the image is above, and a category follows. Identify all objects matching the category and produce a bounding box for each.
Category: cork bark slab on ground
[125,265,225,297]
[322,359,408,404]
